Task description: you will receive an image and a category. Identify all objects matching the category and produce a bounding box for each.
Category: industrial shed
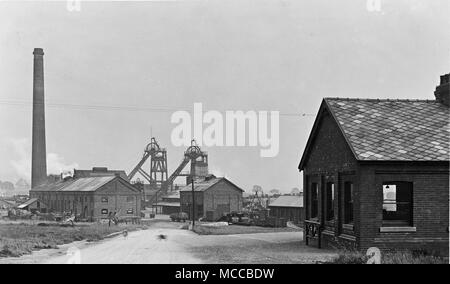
[180,175,244,221]
[30,174,141,221]
[269,195,304,225]
[298,74,449,256]
[17,198,48,213]
[157,191,181,215]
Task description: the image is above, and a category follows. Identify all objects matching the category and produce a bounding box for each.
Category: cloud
[10,138,31,181]
[9,138,78,182]
[47,153,79,175]
[209,166,226,178]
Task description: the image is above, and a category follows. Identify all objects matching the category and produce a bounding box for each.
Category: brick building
[298,74,449,255]
[180,175,244,221]
[30,174,141,221]
[268,195,304,226]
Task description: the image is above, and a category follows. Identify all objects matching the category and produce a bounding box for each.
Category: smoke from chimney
[31,48,47,188]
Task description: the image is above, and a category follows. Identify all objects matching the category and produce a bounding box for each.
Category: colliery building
[157,191,181,215]
[180,175,244,221]
[30,170,141,221]
[268,195,304,226]
[298,74,449,256]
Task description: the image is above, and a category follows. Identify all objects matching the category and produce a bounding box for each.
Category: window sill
[342,224,354,231]
[380,227,416,233]
[338,234,356,242]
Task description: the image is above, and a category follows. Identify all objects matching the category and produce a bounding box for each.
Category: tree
[291,187,301,196]
[252,185,263,195]
[269,189,280,196]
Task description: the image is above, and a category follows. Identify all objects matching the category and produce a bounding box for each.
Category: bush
[324,251,368,264]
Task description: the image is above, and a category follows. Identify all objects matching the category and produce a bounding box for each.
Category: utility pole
[191,178,195,229]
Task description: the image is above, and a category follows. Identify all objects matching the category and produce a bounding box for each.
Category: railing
[304,219,322,248]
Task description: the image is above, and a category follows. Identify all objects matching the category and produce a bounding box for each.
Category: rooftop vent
[92,167,108,172]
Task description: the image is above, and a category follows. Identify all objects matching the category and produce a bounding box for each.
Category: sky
[0,0,449,193]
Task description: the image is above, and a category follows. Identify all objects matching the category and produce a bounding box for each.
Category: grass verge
[191,224,300,235]
[324,250,448,264]
[0,222,148,258]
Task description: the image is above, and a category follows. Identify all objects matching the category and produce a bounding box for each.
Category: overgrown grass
[192,224,300,235]
[381,251,448,264]
[325,250,448,264]
[0,222,148,258]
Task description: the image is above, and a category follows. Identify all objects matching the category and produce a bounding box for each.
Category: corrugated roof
[74,169,128,181]
[31,176,115,192]
[179,177,222,192]
[17,198,38,209]
[157,202,180,207]
[164,191,180,198]
[269,195,303,208]
[179,177,244,192]
[325,98,450,161]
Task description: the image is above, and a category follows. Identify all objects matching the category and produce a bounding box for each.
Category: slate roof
[31,176,116,192]
[324,98,450,161]
[269,195,303,208]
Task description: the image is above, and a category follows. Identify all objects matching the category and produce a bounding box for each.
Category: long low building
[268,195,304,225]
[30,174,141,221]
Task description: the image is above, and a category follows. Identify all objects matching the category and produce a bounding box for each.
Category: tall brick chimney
[434,73,450,107]
[31,48,47,188]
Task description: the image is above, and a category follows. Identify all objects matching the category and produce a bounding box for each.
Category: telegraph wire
[0,99,316,117]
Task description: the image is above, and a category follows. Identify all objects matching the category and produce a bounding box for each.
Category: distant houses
[0,179,30,197]
[298,73,449,255]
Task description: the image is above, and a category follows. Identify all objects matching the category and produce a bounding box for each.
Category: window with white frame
[382,182,413,227]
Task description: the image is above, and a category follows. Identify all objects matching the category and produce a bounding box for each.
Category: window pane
[382,182,413,226]
[311,183,318,219]
[326,182,334,221]
[344,182,353,224]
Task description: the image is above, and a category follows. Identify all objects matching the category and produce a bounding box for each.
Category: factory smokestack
[31,48,47,188]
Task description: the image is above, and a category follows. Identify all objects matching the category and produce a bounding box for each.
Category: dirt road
[0,221,337,264]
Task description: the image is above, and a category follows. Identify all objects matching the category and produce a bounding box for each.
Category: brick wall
[302,110,359,248]
[358,163,449,256]
[300,108,449,256]
[93,179,141,220]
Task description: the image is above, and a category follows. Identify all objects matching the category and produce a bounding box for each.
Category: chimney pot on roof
[434,73,450,107]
